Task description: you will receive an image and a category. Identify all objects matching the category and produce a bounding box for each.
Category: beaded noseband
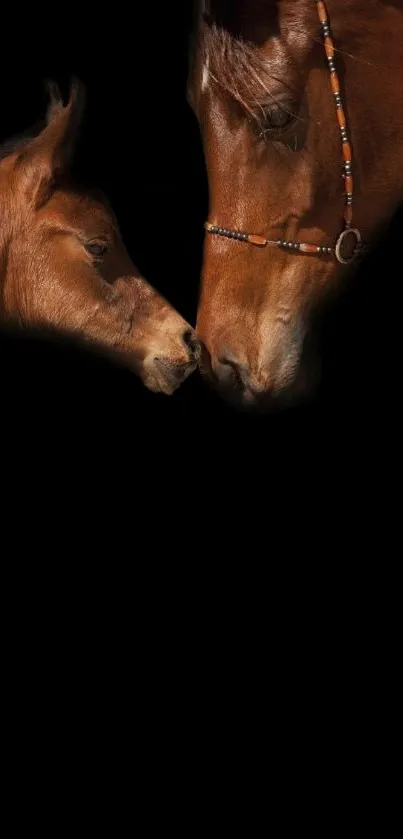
[204,0,362,265]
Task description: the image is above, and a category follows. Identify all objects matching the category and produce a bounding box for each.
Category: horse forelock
[196,1,314,128]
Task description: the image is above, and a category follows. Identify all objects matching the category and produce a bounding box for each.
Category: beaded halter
[204,0,362,265]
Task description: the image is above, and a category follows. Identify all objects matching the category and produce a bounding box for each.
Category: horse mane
[196,0,314,128]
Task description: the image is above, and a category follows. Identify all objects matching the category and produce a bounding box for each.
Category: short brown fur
[189,0,403,409]
[0,81,200,395]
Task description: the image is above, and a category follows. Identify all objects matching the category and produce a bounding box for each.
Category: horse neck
[329,1,403,227]
[0,172,9,299]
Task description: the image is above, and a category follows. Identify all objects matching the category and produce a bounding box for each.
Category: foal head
[189,0,403,410]
[0,82,200,394]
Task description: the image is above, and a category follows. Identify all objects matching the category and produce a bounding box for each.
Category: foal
[0,82,200,395]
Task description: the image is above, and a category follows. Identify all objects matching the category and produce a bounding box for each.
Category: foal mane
[0,80,85,164]
[0,123,44,162]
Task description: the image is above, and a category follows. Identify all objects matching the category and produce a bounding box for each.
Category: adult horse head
[189,1,403,410]
[0,81,200,395]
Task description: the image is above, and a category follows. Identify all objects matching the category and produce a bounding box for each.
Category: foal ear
[16,78,86,207]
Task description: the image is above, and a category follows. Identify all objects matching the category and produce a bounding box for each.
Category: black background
[0,6,398,756]
[0,5,400,479]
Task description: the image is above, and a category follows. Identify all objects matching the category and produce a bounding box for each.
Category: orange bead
[247,234,267,247]
[342,141,352,161]
[345,175,353,193]
[300,243,319,254]
[337,108,346,128]
[317,1,328,24]
[324,37,334,59]
[330,74,340,94]
[344,206,353,225]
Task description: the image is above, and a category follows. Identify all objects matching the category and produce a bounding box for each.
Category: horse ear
[16,77,86,207]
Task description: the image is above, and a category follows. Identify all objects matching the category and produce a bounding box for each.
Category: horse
[188,0,403,410]
[0,81,200,396]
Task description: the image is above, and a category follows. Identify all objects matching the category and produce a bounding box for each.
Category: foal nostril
[182,329,200,361]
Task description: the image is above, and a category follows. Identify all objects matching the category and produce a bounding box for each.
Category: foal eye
[85,242,108,258]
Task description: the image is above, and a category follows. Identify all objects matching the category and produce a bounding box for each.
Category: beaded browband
[204,0,362,265]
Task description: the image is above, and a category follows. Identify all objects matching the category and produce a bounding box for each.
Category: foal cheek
[5,243,60,323]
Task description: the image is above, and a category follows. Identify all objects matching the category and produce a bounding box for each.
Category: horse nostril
[216,352,249,388]
[182,329,200,360]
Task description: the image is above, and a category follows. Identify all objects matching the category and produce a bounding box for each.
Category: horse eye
[85,242,108,258]
[271,109,292,128]
[257,107,294,139]
[266,106,294,129]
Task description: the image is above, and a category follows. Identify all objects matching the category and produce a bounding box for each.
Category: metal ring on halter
[334,228,362,264]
